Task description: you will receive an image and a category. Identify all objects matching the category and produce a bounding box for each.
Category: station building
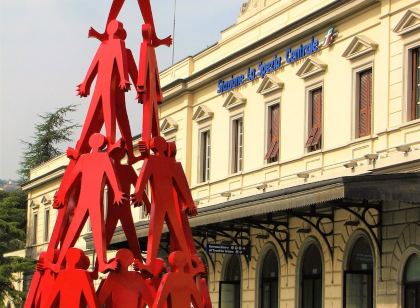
[22,0,420,307]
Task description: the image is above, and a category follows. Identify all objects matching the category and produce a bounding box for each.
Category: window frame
[408,46,420,121]
[265,101,280,164]
[198,127,211,183]
[32,212,38,245]
[44,208,50,242]
[230,114,244,174]
[299,243,323,308]
[305,83,324,152]
[343,237,374,308]
[356,66,373,138]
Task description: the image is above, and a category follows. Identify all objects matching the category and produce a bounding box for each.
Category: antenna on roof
[171,0,177,65]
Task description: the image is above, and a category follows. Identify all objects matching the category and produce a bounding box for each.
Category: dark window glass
[301,244,322,308]
[404,254,420,308]
[260,250,279,308]
[344,238,373,308]
[44,209,50,242]
[220,256,241,308]
[32,213,38,245]
[410,47,420,120]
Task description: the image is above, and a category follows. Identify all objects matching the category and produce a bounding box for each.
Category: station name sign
[216,27,337,94]
[206,243,250,255]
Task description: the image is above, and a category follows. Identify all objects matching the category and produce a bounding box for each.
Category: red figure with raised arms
[91,0,172,47]
[132,136,197,275]
[98,249,155,308]
[68,20,130,160]
[153,251,203,308]
[50,133,124,273]
[88,27,140,164]
[136,24,163,145]
[44,248,99,308]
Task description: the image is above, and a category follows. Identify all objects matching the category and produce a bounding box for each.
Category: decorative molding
[30,201,39,209]
[393,9,420,36]
[257,75,284,96]
[296,57,327,79]
[160,117,178,135]
[192,105,214,123]
[223,92,247,110]
[40,195,51,205]
[342,35,378,60]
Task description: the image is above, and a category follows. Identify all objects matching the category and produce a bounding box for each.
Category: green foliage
[19,104,79,182]
[0,189,34,306]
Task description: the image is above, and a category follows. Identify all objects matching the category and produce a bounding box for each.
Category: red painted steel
[25,1,212,307]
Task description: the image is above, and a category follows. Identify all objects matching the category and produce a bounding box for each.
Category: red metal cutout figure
[98,249,155,308]
[153,251,203,308]
[132,137,197,275]
[50,133,124,273]
[68,20,130,160]
[44,248,99,308]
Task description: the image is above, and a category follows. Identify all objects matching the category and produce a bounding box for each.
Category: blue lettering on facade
[216,34,322,94]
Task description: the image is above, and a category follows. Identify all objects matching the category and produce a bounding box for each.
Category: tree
[0,189,34,307]
[18,104,79,182]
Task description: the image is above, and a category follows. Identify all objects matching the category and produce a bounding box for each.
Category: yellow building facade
[22,0,420,307]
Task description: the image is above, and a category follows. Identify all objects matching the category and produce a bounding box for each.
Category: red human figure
[24,252,57,308]
[50,133,125,273]
[90,0,172,47]
[91,146,149,278]
[88,27,140,164]
[132,136,197,275]
[44,248,99,308]
[137,24,163,145]
[69,19,130,160]
[98,249,155,308]
[47,177,81,259]
[153,251,203,308]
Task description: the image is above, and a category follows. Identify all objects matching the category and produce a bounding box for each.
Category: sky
[0,0,245,180]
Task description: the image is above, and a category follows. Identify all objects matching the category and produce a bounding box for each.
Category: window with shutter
[232,117,244,173]
[358,68,372,137]
[199,130,211,183]
[306,87,322,151]
[410,47,420,121]
[265,104,279,163]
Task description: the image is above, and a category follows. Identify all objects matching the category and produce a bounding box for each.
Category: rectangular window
[265,104,280,163]
[357,68,373,137]
[44,209,50,242]
[231,117,244,173]
[410,47,420,120]
[306,87,323,151]
[32,213,38,245]
[199,130,211,183]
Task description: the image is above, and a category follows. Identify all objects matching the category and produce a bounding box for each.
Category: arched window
[301,244,322,308]
[344,237,374,308]
[260,250,279,308]
[404,254,420,308]
[220,255,241,308]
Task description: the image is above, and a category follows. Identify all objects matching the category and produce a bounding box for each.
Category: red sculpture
[153,252,203,308]
[50,133,124,274]
[25,0,212,306]
[98,249,155,308]
[44,248,98,308]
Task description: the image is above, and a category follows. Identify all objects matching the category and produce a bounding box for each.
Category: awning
[84,172,420,247]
